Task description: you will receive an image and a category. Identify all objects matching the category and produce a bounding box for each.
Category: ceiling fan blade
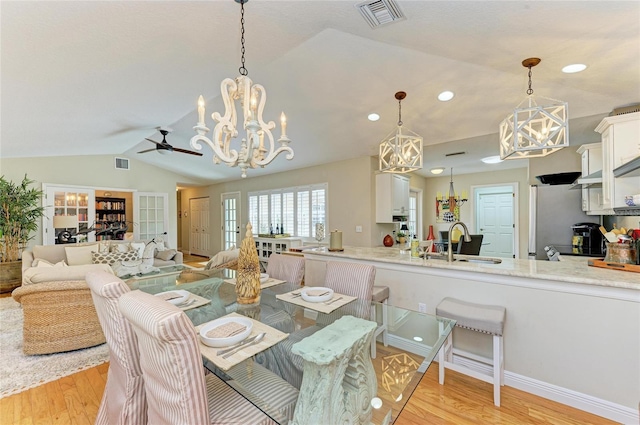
[173,147,203,156]
[137,148,157,154]
[145,138,163,146]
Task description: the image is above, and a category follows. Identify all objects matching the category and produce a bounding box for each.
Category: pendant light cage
[499,58,569,160]
[379,91,423,173]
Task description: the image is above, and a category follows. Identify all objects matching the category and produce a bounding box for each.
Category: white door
[43,185,95,245]
[476,187,515,258]
[222,192,241,250]
[190,197,210,256]
[134,192,169,241]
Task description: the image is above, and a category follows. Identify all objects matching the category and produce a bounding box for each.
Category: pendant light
[499,58,568,160]
[379,91,423,173]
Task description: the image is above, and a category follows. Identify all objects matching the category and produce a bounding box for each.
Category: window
[409,189,422,239]
[248,183,328,239]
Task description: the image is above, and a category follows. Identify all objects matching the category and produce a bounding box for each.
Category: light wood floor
[0,253,617,424]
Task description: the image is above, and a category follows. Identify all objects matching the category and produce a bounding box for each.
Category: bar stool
[370,285,389,358]
[436,297,506,406]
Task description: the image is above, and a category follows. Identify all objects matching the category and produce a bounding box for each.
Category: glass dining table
[126,267,455,424]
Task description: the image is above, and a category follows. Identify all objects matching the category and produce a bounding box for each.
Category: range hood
[569,170,603,190]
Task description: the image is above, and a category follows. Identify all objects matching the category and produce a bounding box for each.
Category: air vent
[115,157,130,170]
[356,0,405,28]
[445,151,467,157]
[610,103,640,116]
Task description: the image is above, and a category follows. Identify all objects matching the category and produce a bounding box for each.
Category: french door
[133,192,169,242]
[43,185,95,245]
[222,192,241,250]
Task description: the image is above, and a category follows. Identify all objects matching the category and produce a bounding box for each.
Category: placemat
[179,293,211,311]
[223,277,286,289]
[276,289,357,314]
[196,313,289,371]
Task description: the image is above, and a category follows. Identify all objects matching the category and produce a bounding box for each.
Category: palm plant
[0,175,45,262]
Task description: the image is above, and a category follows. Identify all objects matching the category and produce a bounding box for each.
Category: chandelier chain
[526,65,534,95]
[397,98,403,126]
[239,0,248,76]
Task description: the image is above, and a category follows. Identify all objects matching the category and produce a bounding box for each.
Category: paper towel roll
[330,229,342,250]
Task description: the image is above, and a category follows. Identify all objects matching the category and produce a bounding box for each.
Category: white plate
[154,290,190,305]
[301,286,334,303]
[260,273,269,283]
[199,317,253,348]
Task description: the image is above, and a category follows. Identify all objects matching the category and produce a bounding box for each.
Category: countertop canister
[330,229,343,251]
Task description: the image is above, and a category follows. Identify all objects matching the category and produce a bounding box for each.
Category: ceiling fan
[137,127,203,156]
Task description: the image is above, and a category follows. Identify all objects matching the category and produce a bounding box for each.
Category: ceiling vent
[610,103,640,116]
[356,0,405,28]
[115,157,130,170]
[445,151,467,157]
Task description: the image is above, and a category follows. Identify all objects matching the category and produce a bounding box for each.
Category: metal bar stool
[436,297,506,406]
[370,285,389,358]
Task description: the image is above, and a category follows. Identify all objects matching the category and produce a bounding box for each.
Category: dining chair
[86,270,147,425]
[457,234,484,255]
[266,253,305,285]
[324,260,376,320]
[118,289,277,425]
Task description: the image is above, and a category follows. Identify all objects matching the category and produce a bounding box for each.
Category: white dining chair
[118,289,279,425]
[86,270,147,425]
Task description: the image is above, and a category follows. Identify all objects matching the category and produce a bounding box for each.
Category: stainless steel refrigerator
[528,184,594,259]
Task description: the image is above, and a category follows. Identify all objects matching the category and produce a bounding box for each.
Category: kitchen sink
[457,258,502,264]
[422,255,502,264]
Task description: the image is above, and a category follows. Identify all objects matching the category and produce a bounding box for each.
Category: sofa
[12,240,182,355]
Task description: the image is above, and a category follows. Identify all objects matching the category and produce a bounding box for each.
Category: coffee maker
[571,223,604,256]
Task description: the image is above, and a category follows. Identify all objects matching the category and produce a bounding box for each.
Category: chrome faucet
[447,221,471,262]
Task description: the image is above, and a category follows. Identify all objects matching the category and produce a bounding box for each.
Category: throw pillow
[32,259,68,267]
[113,243,131,253]
[130,242,145,259]
[204,248,239,270]
[141,242,156,266]
[91,250,139,265]
[155,249,177,261]
[97,241,111,253]
[65,243,99,266]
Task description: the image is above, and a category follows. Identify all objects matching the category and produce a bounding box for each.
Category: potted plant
[0,175,45,293]
[396,231,407,245]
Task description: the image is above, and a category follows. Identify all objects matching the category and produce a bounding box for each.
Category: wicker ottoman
[12,280,106,355]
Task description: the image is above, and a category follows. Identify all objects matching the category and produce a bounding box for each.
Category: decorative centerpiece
[315,223,325,247]
[236,222,261,304]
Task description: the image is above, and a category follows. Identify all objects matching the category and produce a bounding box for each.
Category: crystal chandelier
[499,58,568,160]
[379,91,423,173]
[191,0,293,178]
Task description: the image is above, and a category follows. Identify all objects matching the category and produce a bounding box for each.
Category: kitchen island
[303,247,639,424]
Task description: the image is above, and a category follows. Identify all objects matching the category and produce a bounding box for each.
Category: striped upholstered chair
[324,260,376,320]
[266,253,305,285]
[118,290,278,425]
[86,271,147,425]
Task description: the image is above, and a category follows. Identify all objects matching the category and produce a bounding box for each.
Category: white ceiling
[2,1,639,185]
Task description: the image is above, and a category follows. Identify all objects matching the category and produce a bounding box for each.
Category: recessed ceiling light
[368,113,380,121]
[562,64,587,74]
[430,167,445,174]
[413,336,423,342]
[438,91,454,101]
[481,155,503,164]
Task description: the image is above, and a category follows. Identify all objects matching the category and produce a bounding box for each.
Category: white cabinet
[254,237,302,263]
[576,143,607,215]
[376,173,410,223]
[595,112,640,212]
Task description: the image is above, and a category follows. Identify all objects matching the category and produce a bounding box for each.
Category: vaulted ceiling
[2,1,638,184]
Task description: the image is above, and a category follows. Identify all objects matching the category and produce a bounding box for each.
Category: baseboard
[385,335,638,424]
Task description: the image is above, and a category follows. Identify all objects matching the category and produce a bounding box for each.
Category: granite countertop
[302,246,640,290]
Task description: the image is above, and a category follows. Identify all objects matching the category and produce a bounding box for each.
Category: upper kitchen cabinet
[595,111,640,214]
[573,143,608,215]
[376,173,409,223]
